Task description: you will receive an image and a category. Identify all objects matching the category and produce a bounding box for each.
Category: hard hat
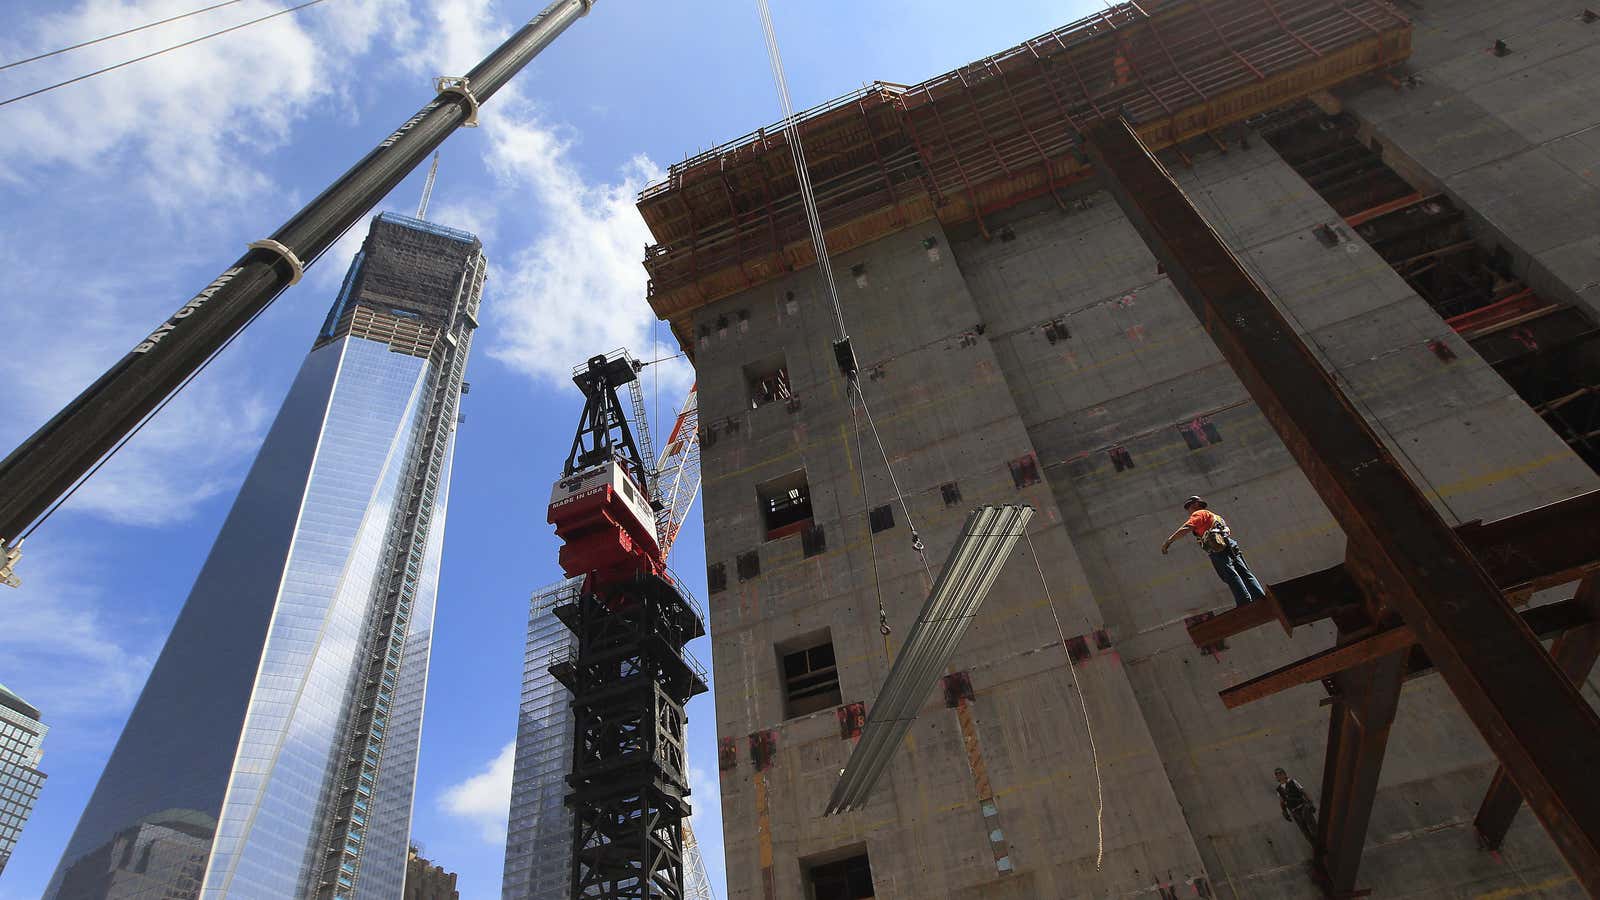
[1183,495,1207,510]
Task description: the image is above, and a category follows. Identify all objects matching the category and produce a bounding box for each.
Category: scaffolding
[636,0,1412,345]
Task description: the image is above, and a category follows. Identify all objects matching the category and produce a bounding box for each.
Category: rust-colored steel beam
[1401,597,1595,681]
[1084,116,1600,893]
[1185,490,1600,650]
[1456,492,1600,597]
[1186,598,1281,648]
[1477,575,1600,851]
[1314,620,1406,896]
[1222,597,1596,708]
[1221,624,1414,709]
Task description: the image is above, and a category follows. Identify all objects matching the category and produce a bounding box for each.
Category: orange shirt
[1183,509,1216,537]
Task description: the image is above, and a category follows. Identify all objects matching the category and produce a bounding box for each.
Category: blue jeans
[1209,540,1267,607]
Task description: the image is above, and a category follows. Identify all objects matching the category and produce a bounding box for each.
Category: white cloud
[441,738,516,844]
[66,381,271,527]
[687,763,717,842]
[478,102,691,397]
[0,0,326,201]
[0,0,417,191]
[402,0,507,75]
[0,235,271,528]
[0,544,155,722]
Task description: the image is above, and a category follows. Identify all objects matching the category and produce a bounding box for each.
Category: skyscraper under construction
[637,1,1600,897]
[46,212,486,900]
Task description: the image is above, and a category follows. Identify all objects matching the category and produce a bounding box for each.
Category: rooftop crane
[0,0,603,588]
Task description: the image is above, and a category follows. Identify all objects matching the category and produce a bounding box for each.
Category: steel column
[1084,116,1600,893]
[1315,619,1406,896]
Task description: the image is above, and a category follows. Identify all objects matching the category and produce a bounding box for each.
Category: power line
[0,0,331,109]
[0,0,249,72]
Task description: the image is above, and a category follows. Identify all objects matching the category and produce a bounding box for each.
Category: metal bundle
[824,504,1034,815]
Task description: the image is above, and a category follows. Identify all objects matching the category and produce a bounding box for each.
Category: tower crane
[545,351,707,900]
[517,365,706,899]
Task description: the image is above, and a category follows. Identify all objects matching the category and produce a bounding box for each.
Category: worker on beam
[1161,495,1268,608]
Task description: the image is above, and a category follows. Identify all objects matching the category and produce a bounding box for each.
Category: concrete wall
[688,8,1600,897]
[949,133,1594,898]
[1342,0,1600,320]
[694,224,1211,899]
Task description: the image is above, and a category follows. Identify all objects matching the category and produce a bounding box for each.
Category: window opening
[940,481,962,507]
[744,352,793,408]
[737,551,761,581]
[802,524,827,558]
[1009,454,1041,488]
[868,504,895,533]
[805,850,875,900]
[758,470,814,541]
[779,630,842,719]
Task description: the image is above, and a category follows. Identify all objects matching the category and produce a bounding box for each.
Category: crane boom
[0,0,599,557]
[654,383,700,559]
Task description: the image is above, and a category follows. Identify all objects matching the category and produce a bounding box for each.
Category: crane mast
[0,0,602,584]
[546,351,707,899]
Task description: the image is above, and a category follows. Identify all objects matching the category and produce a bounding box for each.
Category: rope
[1,0,332,108]
[1024,529,1105,870]
[1,0,250,71]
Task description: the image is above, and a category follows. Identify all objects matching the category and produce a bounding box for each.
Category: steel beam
[1476,575,1600,851]
[1084,116,1600,892]
[1221,597,1595,707]
[1221,624,1413,709]
[1314,620,1407,896]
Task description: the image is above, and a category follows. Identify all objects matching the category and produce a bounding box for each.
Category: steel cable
[1,0,249,71]
[754,0,932,599]
[1,0,332,108]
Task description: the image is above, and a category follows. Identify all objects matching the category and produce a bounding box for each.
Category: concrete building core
[636,1,1600,898]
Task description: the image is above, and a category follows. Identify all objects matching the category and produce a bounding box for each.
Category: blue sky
[0,0,1092,896]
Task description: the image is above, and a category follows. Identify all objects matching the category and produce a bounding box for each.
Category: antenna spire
[417,151,440,219]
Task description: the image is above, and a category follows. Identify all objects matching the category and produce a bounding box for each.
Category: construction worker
[1160,495,1268,607]
[1275,767,1318,843]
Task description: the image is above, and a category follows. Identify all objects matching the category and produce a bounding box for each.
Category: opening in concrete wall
[743,352,793,409]
[777,629,841,720]
[758,469,814,541]
[1264,106,1600,474]
[802,845,874,900]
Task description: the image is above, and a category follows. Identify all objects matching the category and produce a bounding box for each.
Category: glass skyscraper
[501,578,579,899]
[0,682,47,875]
[46,213,486,900]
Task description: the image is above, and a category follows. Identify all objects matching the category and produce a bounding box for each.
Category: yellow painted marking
[1474,875,1576,899]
